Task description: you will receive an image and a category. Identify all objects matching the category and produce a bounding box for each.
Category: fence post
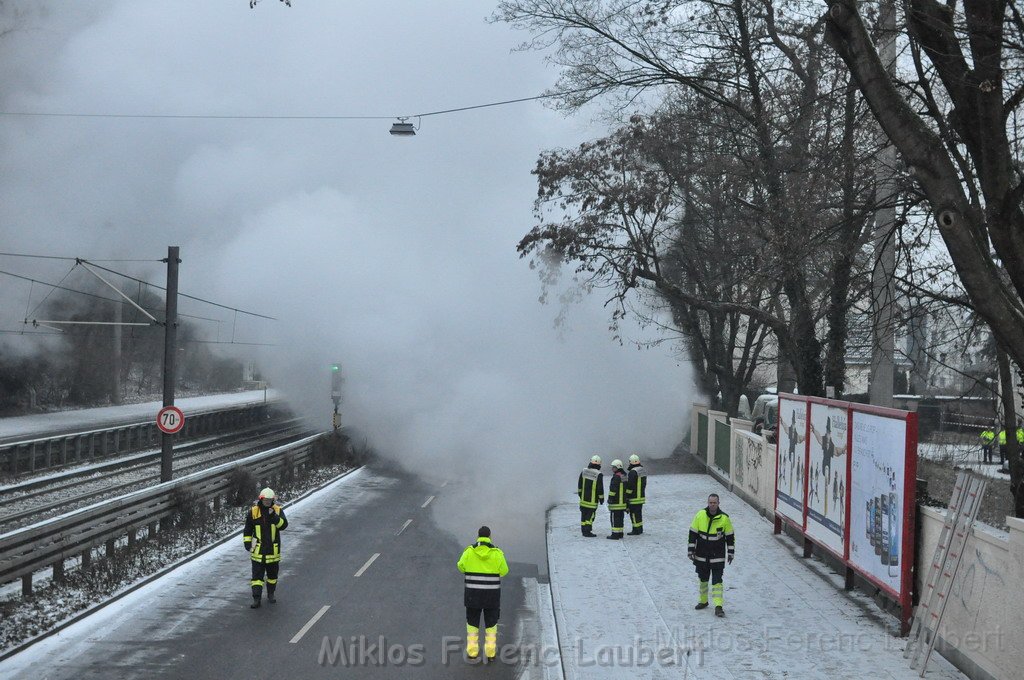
[22,574,32,599]
[106,538,116,559]
[53,559,65,583]
[82,548,92,570]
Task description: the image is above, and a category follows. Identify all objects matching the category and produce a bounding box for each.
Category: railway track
[0,421,316,532]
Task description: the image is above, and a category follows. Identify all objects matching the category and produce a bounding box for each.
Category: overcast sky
[0,1,695,557]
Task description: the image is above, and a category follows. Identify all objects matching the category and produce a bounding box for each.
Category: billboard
[776,397,806,525]
[849,411,909,594]
[804,403,848,556]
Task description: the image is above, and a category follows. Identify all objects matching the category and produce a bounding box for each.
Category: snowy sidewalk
[546,472,967,680]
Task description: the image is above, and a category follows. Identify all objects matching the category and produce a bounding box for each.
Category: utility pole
[112,300,122,405]
[161,246,180,482]
[869,0,897,408]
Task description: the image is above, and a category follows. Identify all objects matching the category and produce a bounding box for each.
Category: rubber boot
[484,626,497,660]
[250,585,262,609]
[267,585,276,604]
[695,581,709,610]
[466,624,479,659]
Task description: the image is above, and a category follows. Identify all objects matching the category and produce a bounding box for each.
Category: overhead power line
[0,89,590,123]
[0,268,222,323]
[80,259,278,321]
[0,251,160,262]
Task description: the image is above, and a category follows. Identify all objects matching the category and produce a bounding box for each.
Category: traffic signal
[330,363,343,406]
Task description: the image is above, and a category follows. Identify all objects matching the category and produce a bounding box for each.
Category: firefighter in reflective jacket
[606,459,627,539]
[577,455,604,537]
[243,487,288,609]
[625,453,647,535]
[688,493,735,617]
[457,526,509,660]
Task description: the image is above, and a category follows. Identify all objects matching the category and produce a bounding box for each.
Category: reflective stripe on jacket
[457,537,509,609]
[607,471,627,510]
[688,508,735,564]
[578,466,604,508]
[626,464,647,504]
[243,503,288,563]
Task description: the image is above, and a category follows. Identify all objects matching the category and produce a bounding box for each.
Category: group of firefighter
[239,453,736,664]
[579,454,735,618]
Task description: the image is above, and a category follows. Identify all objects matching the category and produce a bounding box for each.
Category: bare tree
[498,0,882,396]
[824,0,1024,516]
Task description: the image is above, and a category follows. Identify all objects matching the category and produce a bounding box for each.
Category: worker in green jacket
[980,427,995,463]
[457,526,509,660]
[688,493,735,617]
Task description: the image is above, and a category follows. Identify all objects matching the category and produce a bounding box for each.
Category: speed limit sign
[157,405,185,434]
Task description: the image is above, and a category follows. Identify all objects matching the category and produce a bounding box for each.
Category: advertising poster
[849,411,907,594]
[776,397,806,525]
[805,403,848,555]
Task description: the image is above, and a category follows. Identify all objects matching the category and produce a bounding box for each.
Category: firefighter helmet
[629,454,641,465]
[590,455,602,465]
[611,459,623,469]
[258,487,275,500]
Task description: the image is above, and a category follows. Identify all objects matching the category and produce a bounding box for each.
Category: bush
[168,486,209,529]
[227,467,258,506]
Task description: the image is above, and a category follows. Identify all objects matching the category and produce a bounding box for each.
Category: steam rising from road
[0,1,695,566]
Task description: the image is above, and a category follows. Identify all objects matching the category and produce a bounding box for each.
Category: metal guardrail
[0,432,322,597]
[0,400,278,478]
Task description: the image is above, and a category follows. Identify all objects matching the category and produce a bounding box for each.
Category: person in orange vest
[243,487,288,609]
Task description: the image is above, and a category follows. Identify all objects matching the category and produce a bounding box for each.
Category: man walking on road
[626,454,647,535]
[457,526,510,660]
[243,487,288,609]
[606,459,627,539]
[688,493,735,617]
[577,455,604,537]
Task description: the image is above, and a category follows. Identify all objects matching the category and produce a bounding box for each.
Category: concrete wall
[729,428,777,520]
[918,508,1023,680]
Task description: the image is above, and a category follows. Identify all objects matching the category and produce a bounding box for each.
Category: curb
[0,464,363,662]
[544,505,569,680]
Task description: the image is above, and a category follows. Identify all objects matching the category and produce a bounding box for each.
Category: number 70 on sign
[157,405,185,434]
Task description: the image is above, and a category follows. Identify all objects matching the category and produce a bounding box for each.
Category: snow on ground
[918,441,1011,481]
[0,389,279,443]
[546,473,967,680]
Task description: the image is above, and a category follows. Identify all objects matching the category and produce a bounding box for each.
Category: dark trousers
[983,444,993,463]
[251,560,280,598]
[628,503,643,531]
[466,607,500,629]
[580,506,597,534]
[610,508,625,534]
[1000,445,1006,464]
[695,562,725,585]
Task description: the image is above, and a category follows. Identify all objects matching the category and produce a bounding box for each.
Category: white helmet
[590,455,602,465]
[629,454,641,465]
[258,487,275,500]
[611,459,623,469]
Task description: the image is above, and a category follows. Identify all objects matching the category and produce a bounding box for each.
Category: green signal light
[331,364,340,371]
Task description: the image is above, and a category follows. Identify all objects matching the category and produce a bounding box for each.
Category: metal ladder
[904,470,987,676]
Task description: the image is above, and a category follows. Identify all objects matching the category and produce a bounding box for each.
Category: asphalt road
[3,463,532,679]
